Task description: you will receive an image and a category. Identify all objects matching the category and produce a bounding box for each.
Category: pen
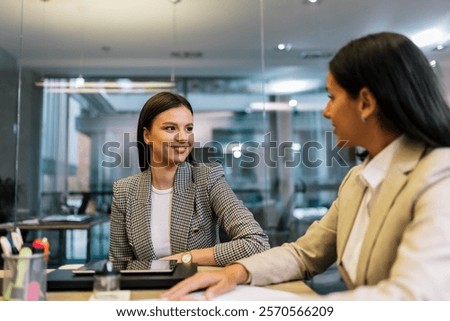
[0,235,12,256]
[11,231,23,251]
[14,227,24,249]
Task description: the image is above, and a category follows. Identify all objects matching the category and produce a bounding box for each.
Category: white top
[342,135,405,283]
[150,185,173,258]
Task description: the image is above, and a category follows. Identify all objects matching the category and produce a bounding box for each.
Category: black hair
[137,91,194,171]
[329,31,450,147]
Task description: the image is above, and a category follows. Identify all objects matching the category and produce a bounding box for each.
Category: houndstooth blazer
[109,161,270,269]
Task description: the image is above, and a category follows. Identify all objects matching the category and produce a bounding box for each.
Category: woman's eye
[165,126,176,131]
[186,126,194,132]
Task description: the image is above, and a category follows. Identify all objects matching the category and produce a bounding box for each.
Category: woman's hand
[160,263,249,300]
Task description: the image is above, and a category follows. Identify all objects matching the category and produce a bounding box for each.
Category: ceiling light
[74,75,85,88]
[303,0,323,4]
[265,79,322,94]
[433,44,447,51]
[277,43,293,51]
[411,28,448,48]
[292,143,301,151]
[248,102,293,112]
[232,145,242,158]
[35,79,176,93]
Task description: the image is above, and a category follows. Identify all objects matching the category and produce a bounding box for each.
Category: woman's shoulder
[414,146,450,180]
[188,161,224,181]
[113,170,149,190]
[189,160,223,171]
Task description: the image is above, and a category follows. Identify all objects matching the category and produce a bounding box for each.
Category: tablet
[72,259,178,275]
[120,259,177,274]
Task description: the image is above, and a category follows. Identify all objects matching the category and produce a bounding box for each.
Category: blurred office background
[1,0,449,293]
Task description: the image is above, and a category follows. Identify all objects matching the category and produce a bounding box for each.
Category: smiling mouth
[171,144,190,148]
[171,145,190,152]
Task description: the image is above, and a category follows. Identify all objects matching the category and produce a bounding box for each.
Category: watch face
[182,252,192,264]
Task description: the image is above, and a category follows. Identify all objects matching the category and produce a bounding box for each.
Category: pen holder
[2,253,47,301]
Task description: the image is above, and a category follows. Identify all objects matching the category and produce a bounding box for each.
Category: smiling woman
[108,92,270,270]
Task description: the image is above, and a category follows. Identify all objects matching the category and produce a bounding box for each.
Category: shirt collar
[358,135,405,190]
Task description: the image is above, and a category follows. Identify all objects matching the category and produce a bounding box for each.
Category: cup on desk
[2,250,47,301]
[92,261,121,300]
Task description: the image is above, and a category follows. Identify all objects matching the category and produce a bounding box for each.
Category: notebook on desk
[47,263,197,291]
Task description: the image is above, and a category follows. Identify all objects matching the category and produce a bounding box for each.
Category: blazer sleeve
[205,163,270,266]
[236,167,357,286]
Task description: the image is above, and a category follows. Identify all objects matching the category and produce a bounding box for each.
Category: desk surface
[1,266,315,300]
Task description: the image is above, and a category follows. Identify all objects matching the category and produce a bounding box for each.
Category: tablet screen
[121,259,177,274]
[72,259,177,275]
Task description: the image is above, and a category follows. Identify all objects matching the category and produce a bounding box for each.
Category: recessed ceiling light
[289,99,298,107]
[303,0,323,5]
[433,44,446,51]
[277,43,293,51]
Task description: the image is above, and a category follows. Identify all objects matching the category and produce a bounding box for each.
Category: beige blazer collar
[354,139,426,284]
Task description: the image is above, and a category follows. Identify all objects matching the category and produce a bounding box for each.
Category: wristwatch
[181,251,192,264]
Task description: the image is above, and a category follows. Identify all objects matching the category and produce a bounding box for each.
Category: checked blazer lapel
[170,162,196,254]
[130,170,154,260]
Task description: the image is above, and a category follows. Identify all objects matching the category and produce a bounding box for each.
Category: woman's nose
[322,103,331,119]
[176,131,188,141]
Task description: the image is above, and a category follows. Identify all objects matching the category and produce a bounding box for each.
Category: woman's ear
[358,87,378,121]
[143,127,151,145]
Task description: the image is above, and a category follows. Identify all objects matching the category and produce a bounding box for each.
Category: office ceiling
[0,0,449,94]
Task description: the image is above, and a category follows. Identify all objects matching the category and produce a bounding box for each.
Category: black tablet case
[46,263,197,291]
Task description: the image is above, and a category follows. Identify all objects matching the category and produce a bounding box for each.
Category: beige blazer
[239,138,450,300]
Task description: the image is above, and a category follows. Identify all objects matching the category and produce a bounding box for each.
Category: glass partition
[1,0,449,269]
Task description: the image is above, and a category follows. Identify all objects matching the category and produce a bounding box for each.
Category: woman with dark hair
[162,32,450,300]
[109,92,269,270]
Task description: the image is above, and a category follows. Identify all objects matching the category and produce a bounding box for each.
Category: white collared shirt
[342,135,405,283]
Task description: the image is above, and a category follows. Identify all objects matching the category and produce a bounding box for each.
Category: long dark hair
[329,31,450,147]
[137,91,194,171]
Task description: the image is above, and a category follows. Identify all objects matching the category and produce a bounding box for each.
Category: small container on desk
[2,248,47,301]
[92,260,123,300]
